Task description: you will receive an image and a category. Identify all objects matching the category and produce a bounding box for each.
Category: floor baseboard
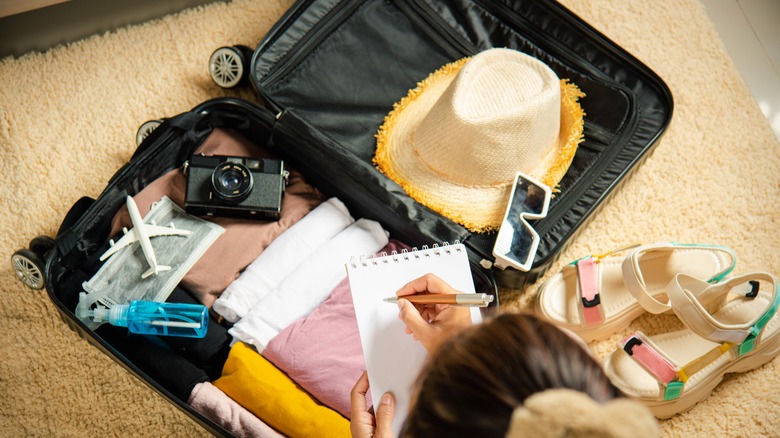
[0,0,223,58]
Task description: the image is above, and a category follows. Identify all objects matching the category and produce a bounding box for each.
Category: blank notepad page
[347,243,480,436]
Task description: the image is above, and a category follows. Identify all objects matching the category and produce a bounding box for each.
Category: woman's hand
[396,273,473,352]
[350,371,395,438]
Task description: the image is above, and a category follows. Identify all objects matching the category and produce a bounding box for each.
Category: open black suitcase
[221,0,673,288]
[15,0,671,435]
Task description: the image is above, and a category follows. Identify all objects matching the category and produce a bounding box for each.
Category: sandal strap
[575,257,604,327]
[570,244,641,327]
[622,243,678,314]
[570,244,639,327]
[735,276,780,356]
[667,273,779,348]
[622,333,678,384]
[621,243,737,315]
[622,332,684,400]
[667,243,737,283]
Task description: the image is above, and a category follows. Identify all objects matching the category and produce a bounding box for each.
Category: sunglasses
[492,172,552,272]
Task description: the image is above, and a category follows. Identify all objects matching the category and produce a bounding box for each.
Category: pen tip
[383,297,397,303]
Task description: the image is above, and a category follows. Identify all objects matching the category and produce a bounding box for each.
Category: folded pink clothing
[108,128,324,307]
[262,239,410,419]
[188,382,283,438]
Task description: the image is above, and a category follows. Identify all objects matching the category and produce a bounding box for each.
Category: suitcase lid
[248,0,673,284]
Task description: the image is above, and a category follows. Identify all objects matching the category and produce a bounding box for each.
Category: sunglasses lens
[524,183,548,215]
[492,173,551,271]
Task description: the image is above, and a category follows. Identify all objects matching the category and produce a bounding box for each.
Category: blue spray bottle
[91,300,208,338]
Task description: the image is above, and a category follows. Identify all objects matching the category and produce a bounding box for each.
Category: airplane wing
[99,228,139,261]
[145,224,192,238]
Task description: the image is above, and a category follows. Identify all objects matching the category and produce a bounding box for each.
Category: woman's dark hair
[400,313,622,437]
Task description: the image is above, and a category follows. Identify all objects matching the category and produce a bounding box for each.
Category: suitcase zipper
[580,122,612,153]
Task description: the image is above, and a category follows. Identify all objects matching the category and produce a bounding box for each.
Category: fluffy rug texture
[1,0,778,436]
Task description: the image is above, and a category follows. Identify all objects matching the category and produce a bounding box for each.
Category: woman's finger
[374,392,396,438]
[396,273,460,297]
[350,371,370,414]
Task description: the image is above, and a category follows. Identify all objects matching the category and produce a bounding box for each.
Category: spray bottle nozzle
[91,305,111,323]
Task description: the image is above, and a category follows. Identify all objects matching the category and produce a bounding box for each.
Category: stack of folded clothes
[211,200,405,436]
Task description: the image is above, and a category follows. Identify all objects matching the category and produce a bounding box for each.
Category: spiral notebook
[347,242,480,436]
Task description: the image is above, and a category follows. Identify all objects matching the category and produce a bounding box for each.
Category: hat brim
[374,56,585,233]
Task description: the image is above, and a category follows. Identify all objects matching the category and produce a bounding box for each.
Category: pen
[382,293,494,307]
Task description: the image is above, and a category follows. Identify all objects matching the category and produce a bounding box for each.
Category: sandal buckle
[623,336,642,355]
[746,280,760,299]
[581,293,601,308]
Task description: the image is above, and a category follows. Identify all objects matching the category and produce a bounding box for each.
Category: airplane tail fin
[142,265,171,279]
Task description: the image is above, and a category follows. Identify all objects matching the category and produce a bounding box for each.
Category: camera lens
[211,162,253,203]
[220,170,243,191]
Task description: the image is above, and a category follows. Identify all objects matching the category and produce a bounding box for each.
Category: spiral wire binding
[349,241,462,268]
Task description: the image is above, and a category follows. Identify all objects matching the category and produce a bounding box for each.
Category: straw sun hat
[374,48,585,233]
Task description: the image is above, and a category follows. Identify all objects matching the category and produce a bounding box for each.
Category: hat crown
[412,49,561,186]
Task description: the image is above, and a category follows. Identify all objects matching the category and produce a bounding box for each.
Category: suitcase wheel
[11,248,45,290]
[135,119,163,146]
[29,235,55,258]
[208,45,252,89]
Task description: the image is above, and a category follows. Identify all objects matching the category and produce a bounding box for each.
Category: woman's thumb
[374,392,395,437]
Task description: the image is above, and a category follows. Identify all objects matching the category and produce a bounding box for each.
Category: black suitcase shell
[38,0,672,435]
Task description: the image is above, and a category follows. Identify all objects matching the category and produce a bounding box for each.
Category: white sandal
[535,243,736,342]
[603,272,780,418]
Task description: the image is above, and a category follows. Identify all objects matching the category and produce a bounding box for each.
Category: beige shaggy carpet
[1,0,778,436]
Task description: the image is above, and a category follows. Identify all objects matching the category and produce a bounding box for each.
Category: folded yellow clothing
[214,342,350,438]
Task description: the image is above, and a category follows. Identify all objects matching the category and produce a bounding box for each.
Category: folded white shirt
[213,198,354,323]
[229,218,389,352]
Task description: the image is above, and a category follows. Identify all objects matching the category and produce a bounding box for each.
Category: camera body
[184,154,286,220]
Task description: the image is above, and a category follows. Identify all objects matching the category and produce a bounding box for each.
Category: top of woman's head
[400,313,624,438]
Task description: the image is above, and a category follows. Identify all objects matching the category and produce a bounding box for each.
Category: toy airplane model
[99,196,191,279]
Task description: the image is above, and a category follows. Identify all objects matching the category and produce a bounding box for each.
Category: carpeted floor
[1,0,778,436]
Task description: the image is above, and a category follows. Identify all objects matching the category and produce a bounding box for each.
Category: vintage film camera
[184,154,287,220]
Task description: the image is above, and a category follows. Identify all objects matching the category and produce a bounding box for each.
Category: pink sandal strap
[576,257,604,327]
[622,333,686,400]
[623,333,678,384]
